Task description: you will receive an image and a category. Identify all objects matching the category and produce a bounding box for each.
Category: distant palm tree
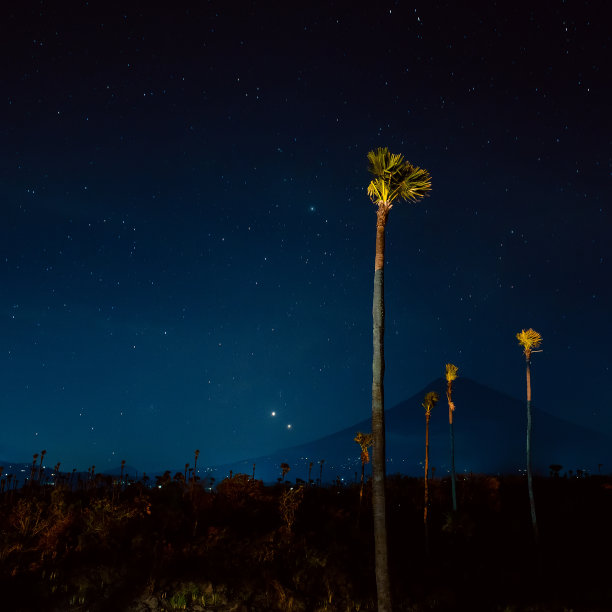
[30,453,39,485]
[423,391,439,555]
[319,459,325,486]
[38,449,47,483]
[252,463,256,480]
[280,462,290,482]
[445,363,459,512]
[354,432,374,503]
[184,463,189,480]
[517,328,542,547]
[193,449,200,483]
[120,459,126,486]
[367,147,432,612]
[308,461,313,485]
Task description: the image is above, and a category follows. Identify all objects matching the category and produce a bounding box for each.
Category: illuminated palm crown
[445,363,458,383]
[516,328,543,358]
[422,391,439,416]
[367,147,432,205]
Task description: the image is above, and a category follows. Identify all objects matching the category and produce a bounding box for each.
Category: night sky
[2,1,610,473]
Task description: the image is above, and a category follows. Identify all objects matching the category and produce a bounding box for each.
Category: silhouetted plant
[319,459,325,486]
[280,462,291,482]
[549,464,563,478]
[193,449,200,483]
[38,449,47,483]
[367,146,432,612]
[30,453,39,486]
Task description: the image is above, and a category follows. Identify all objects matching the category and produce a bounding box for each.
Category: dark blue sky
[2,1,610,472]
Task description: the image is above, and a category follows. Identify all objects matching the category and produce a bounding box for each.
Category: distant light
[271,411,276,416]
[287,424,292,429]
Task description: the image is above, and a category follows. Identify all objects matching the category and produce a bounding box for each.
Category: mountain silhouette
[215,378,612,483]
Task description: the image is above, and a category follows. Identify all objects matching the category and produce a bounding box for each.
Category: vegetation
[517,328,543,548]
[1,468,611,611]
[422,391,439,555]
[354,432,373,504]
[366,146,432,612]
[445,363,459,512]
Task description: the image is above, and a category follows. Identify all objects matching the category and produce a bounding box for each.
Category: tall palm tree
[367,147,432,611]
[280,462,290,482]
[445,363,459,512]
[354,432,373,503]
[516,328,542,546]
[423,391,439,555]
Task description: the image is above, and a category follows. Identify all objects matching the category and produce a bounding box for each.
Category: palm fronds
[445,363,458,382]
[516,328,543,357]
[366,147,432,205]
[422,391,439,416]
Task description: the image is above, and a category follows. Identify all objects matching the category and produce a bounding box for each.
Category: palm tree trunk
[371,204,392,612]
[526,358,539,546]
[424,413,430,556]
[449,420,457,512]
[448,383,457,513]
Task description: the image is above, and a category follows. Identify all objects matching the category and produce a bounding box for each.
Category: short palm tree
[367,147,432,611]
[193,449,200,483]
[354,432,374,503]
[280,462,291,482]
[38,449,47,483]
[445,363,459,512]
[423,391,439,554]
[30,453,39,485]
[516,328,542,546]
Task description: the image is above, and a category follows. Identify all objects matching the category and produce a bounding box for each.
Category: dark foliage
[1,472,611,611]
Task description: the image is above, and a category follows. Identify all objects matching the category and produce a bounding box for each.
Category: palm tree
[193,449,200,483]
[516,328,542,547]
[423,391,439,555]
[30,453,39,485]
[319,459,325,486]
[445,363,459,512]
[367,147,432,611]
[354,432,373,503]
[38,449,47,483]
[280,462,290,482]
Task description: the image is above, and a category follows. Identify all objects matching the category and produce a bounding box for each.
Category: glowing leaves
[445,363,458,383]
[516,328,543,359]
[366,147,432,206]
[422,391,439,417]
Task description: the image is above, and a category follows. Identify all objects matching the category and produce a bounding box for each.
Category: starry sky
[2,1,610,473]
